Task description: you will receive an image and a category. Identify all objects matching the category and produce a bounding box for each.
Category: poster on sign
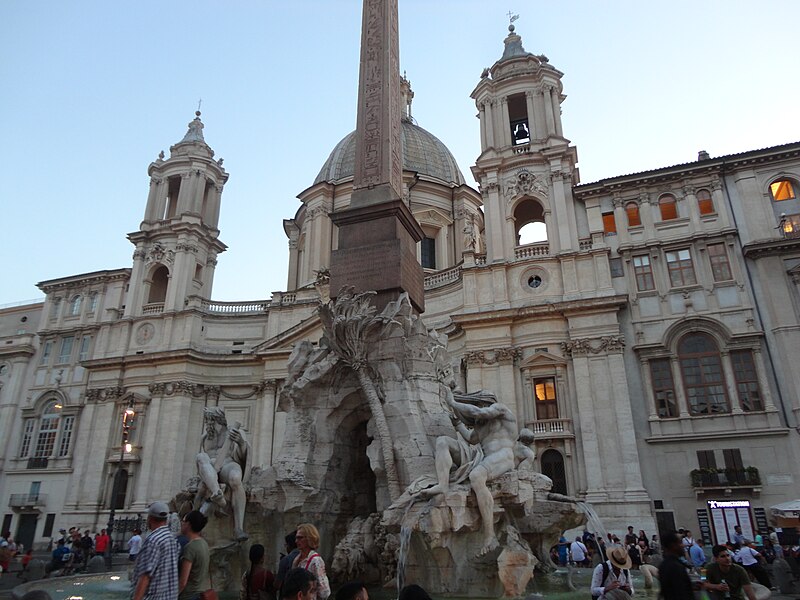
[707,500,755,545]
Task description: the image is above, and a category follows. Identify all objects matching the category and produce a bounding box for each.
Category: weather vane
[507,11,519,25]
[197,98,202,113]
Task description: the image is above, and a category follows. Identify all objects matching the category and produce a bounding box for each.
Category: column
[286,237,299,290]
[484,182,506,262]
[671,356,691,418]
[711,179,730,227]
[478,103,487,149]
[640,193,657,242]
[751,348,776,412]
[525,91,538,140]
[639,358,660,422]
[544,210,559,252]
[551,170,575,251]
[532,90,547,140]
[683,185,702,230]
[499,98,512,147]
[485,100,496,148]
[608,352,646,492]
[721,351,744,414]
[209,183,224,229]
[124,248,147,317]
[571,353,605,496]
[551,87,563,137]
[176,172,193,216]
[613,195,630,245]
[144,177,160,221]
[543,85,556,137]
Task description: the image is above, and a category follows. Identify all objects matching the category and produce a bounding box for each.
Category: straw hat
[607,545,632,569]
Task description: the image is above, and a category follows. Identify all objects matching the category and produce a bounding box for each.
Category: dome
[314,120,466,186]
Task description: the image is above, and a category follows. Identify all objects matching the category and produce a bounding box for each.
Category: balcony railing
[690,467,761,489]
[9,493,47,508]
[524,418,573,437]
[780,214,800,239]
[201,299,270,315]
[424,265,463,290]
[142,302,164,315]
[515,243,550,260]
[27,457,49,469]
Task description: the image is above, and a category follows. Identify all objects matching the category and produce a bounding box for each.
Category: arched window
[514,199,547,245]
[697,189,715,215]
[659,194,678,220]
[770,179,796,201]
[69,295,82,316]
[626,202,641,227]
[678,333,729,415]
[147,265,169,304]
[541,449,567,495]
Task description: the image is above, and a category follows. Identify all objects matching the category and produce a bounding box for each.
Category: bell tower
[125,112,228,317]
[471,21,579,264]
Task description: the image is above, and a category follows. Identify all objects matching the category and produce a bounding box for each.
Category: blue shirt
[558,536,568,560]
[689,543,706,567]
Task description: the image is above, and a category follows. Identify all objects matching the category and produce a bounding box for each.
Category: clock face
[136,323,155,345]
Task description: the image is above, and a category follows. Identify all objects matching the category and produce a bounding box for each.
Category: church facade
[2,25,800,551]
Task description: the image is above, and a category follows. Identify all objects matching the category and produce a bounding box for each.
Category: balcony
[142,302,164,315]
[690,467,762,497]
[515,243,550,260]
[9,493,47,508]
[27,457,49,469]
[524,418,574,439]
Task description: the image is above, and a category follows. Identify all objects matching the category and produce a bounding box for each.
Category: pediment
[413,207,453,226]
[519,351,567,369]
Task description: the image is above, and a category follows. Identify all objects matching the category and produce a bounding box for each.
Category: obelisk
[329,0,425,312]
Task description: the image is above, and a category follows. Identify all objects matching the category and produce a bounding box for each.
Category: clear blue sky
[2,1,798,305]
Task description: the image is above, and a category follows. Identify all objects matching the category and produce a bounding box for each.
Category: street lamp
[105,397,135,569]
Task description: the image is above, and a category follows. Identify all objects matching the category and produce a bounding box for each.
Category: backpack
[591,562,630,600]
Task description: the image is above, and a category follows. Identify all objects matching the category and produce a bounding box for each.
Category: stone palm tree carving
[318,287,402,501]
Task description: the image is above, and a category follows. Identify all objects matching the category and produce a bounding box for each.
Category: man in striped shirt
[132,501,179,600]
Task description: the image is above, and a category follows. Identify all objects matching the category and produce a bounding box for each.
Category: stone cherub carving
[418,390,519,556]
[194,407,250,541]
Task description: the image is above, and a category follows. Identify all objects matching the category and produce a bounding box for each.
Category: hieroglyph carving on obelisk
[352,0,403,203]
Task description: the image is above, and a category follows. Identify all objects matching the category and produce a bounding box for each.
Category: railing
[690,467,761,488]
[9,493,47,507]
[201,299,270,315]
[281,293,297,305]
[424,265,463,290]
[515,243,550,260]
[525,418,573,436]
[579,238,593,250]
[142,302,164,315]
[780,214,800,239]
[475,254,487,266]
[27,457,49,469]
[512,143,532,155]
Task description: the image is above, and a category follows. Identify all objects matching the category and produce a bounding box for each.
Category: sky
[1,1,799,305]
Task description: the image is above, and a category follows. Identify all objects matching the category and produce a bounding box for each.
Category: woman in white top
[291,523,330,600]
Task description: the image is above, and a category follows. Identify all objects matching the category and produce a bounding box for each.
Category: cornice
[37,269,131,293]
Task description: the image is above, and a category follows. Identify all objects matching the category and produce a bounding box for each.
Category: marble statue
[195,407,250,541]
[418,390,518,555]
[515,427,536,470]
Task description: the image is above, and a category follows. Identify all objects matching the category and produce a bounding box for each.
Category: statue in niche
[194,407,250,541]
[463,216,477,251]
[417,390,518,556]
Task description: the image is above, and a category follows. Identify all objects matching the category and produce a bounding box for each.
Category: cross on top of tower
[507,11,519,32]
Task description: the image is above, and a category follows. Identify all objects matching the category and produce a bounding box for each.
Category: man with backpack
[590,546,634,599]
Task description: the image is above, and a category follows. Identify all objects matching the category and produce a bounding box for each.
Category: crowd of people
[44,526,111,576]
[553,526,661,569]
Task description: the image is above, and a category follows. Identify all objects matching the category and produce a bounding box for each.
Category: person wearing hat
[658,531,694,600]
[132,501,180,600]
[590,545,634,600]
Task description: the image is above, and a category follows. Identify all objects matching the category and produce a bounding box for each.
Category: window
[507,93,530,146]
[112,469,129,510]
[679,333,729,415]
[666,249,697,287]
[722,448,744,471]
[78,336,91,362]
[708,243,732,281]
[602,212,617,235]
[650,358,678,417]
[697,450,717,470]
[19,418,35,457]
[88,293,98,313]
[770,179,796,201]
[697,189,715,215]
[540,449,567,495]
[626,202,641,227]
[659,194,678,220]
[34,403,61,458]
[147,266,169,304]
[43,514,56,538]
[731,350,763,411]
[632,255,655,291]
[40,340,53,366]
[58,415,75,456]
[514,199,547,244]
[69,295,82,316]
[533,377,558,420]
[421,237,436,270]
[57,336,74,364]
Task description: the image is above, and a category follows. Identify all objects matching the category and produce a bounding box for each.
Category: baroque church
[2,23,800,552]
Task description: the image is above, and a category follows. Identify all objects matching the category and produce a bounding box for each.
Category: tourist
[704,545,757,600]
[280,568,317,600]
[398,585,433,600]
[80,530,94,566]
[275,532,299,593]
[649,535,660,555]
[732,526,746,546]
[128,529,143,562]
[571,536,589,567]
[689,539,707,572]
[658,531,694,600]
[242,543,275,600]
[735,541,771,588]
[557,532,569,566]
[18,548,34,578]
[179,510,211,600]
[47,539,72,574]
[637,530,648,548]
[0,541,12,576]
[590,546,634,600]
[335,581,368,600]
[624,526,638,547]
[291,524,330,600]
[626,541,642,569]
[95,529,110,558]
[131,501,179,600]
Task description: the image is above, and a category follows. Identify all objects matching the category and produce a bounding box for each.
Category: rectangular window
[19,418,35,457]
[632,255,655,291]
[602,212,617,235]
[40,340,53,366]
[34,418,59,458]
[681,353,729,415]
[731,350,763,411]
[78,336,91,362]
[58,415,75,457]
[421,237,436,270]
[57,336,74,364]
[708,243,733,282]
[43,513,56,538]
[650,359,678,417]
[666,249,697,287]
[533,377,558,420]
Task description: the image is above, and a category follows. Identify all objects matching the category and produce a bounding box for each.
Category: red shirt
[94,534,110,553]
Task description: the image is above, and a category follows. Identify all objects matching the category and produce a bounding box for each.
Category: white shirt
[591,561,634,599]
[736,546,759,566]
[571,541,587,562]
[127,534,142,556]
